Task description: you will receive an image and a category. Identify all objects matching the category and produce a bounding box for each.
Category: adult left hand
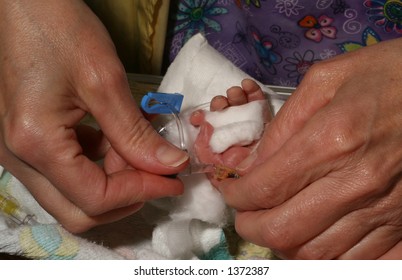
[216,38,402,259]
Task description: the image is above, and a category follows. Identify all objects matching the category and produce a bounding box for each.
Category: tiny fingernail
[156,144,189,167]
[236,151,258,172]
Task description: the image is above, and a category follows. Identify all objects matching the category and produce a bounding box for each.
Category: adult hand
[0,0,188,233]
[217,38,402,259]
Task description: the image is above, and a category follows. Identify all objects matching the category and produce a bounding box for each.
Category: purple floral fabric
[166,0,402,87]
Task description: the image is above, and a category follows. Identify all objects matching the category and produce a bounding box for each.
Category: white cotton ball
[204,100,267,153]
[189,220,224,256]
[170,174,229,226]
[209,121,263,153]
[152,220,195,259]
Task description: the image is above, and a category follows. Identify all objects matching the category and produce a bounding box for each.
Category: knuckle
[296,244,329,260]
[62,220,93,234]
[129,115,154,142]
[315,116,363,158]
[258,219,293,251]
[77,174,145,217]
[79,61,126,98]
[304,58,346,86]
[303,62,332,84]
[248,181,282,208]
[3,114,45,158]
[351,160,387,196]
[76,191,108,217]
[54,207,95,234]
[335,158,386,199]
[125,116,158,153]
[239,168,287,209]
[61,218,95,234]
[79,201,104,217]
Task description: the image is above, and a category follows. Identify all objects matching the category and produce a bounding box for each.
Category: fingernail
[156,144,189,167]
[236,151,258,172]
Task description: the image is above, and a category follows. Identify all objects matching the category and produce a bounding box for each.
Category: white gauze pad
[204,100,267,153]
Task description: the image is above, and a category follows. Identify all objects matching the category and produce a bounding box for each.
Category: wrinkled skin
[216,38,402,259]
[0,0,189,233]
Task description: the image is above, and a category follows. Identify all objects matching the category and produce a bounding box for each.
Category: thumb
[80,71,189,174]
[237,65,340,172]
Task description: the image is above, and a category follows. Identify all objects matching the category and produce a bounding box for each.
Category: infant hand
[189,79,269,182]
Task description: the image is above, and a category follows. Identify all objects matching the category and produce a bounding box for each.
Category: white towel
[147,33,275,259]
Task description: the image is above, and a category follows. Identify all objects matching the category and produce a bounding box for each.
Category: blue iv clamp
[140,92,226,177]
[140,92,184,114]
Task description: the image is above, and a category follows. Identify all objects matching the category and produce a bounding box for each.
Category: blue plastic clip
[140,92,184,114]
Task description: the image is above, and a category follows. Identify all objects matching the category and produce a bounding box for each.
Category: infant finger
[241,79,266,102]
[189,109,206,126]
[210,95,229,111]
[226,85,248,106]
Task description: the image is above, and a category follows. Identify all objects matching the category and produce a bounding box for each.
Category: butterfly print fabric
[167,0,402,87]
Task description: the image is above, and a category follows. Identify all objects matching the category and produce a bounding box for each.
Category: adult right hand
[0,0,188,233]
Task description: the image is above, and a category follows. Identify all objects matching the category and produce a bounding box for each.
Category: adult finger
[6,111,185,216]
[287,207,382,259]
[338,226,401,260]
[44,147,184,215]
[219,82,377,210]
[1,149,147,233]
[233,179,350,251]
[379,241,402,259]
[238,60,347,171]
[74,58,189,175]
[233,155,391,251]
